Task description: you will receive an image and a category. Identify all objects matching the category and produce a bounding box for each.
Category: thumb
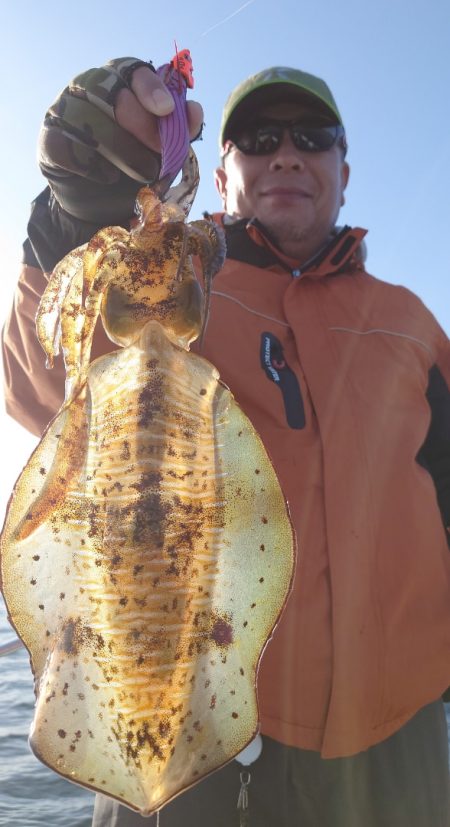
[131,66,175,116]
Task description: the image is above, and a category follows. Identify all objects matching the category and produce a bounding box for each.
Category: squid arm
[187,220,226,344]
[11,387,89,542]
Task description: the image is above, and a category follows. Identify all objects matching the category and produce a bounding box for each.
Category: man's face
[214,102,350,262]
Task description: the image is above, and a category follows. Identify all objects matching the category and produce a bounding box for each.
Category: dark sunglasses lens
[235,125,282,155]
[233,123,343,155]
[291,125,339,151]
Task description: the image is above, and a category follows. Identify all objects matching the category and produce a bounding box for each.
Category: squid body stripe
[87,432,217,453]
[86,591,213,612]
[79,584,209,604]
[71,554,222,570]
[162,397,215,419]
[93,624,213,637]
[93,675,179,688]
[86,444,218,464]
[114,707,195,718]
[68,489,224,504]
[90,392,210,423]
[89,416,215,438]
[70,482,227,501]
[85,376,173,406]
[82,467,224,484]
[329,327,434,355]
[67,487,223,504]
[90,367,222,404]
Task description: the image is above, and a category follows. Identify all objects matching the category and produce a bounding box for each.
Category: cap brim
[223,83,342,143]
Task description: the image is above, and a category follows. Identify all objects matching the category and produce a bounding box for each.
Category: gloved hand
[38,57,204,224]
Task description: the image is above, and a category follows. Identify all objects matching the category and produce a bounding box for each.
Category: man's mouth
[261,187,312,198]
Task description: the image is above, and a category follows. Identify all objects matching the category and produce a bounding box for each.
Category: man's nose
[268,132,305,171]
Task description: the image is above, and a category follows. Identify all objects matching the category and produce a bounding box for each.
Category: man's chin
[259,215,311,245]
[255,213,334,261]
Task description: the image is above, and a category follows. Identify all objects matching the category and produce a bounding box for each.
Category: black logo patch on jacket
[260,333,305,429]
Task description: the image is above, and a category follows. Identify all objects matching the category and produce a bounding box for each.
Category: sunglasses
[223,121,347,157]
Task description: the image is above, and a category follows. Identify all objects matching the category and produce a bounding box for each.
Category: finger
[115,88,161,151]
[116,90,204,152]
[187,101,204,141]
[131,66,175,116]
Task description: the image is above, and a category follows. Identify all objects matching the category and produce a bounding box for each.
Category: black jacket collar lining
[223,217,365,276]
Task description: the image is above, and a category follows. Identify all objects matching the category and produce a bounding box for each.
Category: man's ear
[341,161,350,206]
[214,166,228,209]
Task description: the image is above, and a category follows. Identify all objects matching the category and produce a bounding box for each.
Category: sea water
[0,601,94,826]
[2,598,450,826]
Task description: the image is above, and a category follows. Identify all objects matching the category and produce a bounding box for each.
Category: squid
[0,146,295,815]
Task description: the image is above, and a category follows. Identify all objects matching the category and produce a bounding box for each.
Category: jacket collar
[209,212,367,279]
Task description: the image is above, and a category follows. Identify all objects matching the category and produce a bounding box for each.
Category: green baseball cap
[219,66,344,147]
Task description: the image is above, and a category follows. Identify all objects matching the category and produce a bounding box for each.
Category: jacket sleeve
[1,187,122,436]
[2,230,115,437]
[1,57,163,436]
[418,355,450,545]
[2,256,66,436]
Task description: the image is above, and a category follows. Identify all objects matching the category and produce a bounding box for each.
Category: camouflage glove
[39,58,162,224]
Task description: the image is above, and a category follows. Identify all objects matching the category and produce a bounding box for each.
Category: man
[2,59,450,826]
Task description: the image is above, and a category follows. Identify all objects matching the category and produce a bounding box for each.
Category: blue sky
[0,0,449,505]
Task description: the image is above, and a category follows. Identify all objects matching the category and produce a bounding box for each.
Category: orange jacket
[3,222,450,757]
[203,233,450,757]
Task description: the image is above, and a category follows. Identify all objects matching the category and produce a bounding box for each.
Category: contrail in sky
[200,0,256,37]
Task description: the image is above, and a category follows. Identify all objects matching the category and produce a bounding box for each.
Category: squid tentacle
[187,220,226,344]
[37,246,86,368]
